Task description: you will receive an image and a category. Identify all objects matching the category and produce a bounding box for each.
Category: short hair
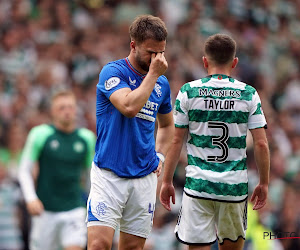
[129,15,167,44]
[51,89,76,103]
[204,34,236,65]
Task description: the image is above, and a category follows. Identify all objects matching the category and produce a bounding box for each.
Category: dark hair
[129,15,167,44]
[204,34,236,65]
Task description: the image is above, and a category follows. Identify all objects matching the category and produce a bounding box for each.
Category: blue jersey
[94,58,172,178]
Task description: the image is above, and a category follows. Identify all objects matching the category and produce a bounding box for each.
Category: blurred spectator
[246,202,283,250]
[0,119,26,180]
[0,0,299,249]
[0,164,23,250]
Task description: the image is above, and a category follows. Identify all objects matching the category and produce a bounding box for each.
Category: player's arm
[250,127,270,210]
[160,127,187,211]
[18,129,44,215]
[109,53,167,118]
[154,111,174,177]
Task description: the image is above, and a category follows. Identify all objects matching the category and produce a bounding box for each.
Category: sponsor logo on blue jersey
[129,76,136,87]
[105,77,120,90]
[154,83,162,97]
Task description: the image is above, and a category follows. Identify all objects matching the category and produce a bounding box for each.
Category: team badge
[50,140,59,150]
[96,202,107,216]
[73,141,84,153]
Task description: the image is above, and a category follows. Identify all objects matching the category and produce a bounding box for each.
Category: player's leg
[118,232,146,250]
[218,237,244,250]
[119,172,157,250]
[215,200,247,250]
[86,163,129,249]
[88,225,115,250]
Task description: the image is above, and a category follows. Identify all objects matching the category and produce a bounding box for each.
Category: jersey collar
[205,74,234,82]
[125,57,146,79]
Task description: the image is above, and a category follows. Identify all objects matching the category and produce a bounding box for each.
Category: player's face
[135,39,166,72]
[51,95,76,127]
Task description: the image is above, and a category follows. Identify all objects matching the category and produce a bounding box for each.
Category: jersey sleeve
[174,86,189,128]
[158,77,172,114]
[97,64,131,99]
[248,91,267,130]
[18,124,54,202]
[21,125,53,161]
[78,128,96,168]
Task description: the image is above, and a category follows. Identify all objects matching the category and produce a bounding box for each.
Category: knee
[88,237,112,250]
[87,225,114,250]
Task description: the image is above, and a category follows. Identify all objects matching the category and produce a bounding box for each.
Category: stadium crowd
[0,0,299,249]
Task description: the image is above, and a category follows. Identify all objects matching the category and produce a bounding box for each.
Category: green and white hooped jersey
[174,74,267,202]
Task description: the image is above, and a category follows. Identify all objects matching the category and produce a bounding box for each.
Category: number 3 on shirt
[207,121,229,163]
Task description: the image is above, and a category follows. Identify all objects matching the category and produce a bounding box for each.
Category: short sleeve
[97,64,131,99]
[174,87,189,128]
[21,125,54,161]
[248,91,267,130]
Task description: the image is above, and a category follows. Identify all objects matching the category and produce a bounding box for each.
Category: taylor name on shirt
[204,99,235,110]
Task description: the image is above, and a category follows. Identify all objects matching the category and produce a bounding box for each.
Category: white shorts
[30,207,87,250]
[87,163,157,238]
[175,192,247,245]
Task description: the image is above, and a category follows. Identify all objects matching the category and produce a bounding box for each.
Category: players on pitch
[87,14,174,250]
[86,16,269,250]
[160,34,270,250]
[18,14,269,250]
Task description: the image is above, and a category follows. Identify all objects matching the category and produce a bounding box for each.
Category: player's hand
[153,161,163,177]
[159,182,175,211]
[26,199,44,216]
[250,184,268,210]
[149,52,168,78]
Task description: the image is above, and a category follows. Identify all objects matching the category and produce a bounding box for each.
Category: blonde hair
[51,89,76,103]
